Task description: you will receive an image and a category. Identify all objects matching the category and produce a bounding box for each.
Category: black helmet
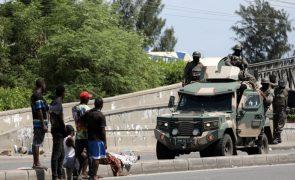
[192,51,201,58]
[232,44,242,51]
[278,79,285,88]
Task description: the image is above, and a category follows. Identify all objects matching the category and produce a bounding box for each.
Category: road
[105,163,295,180]
[0,148,294,170]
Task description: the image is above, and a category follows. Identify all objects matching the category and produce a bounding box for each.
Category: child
[63,125,76,180]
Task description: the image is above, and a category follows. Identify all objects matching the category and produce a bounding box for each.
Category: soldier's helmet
[192,51,201,58]
[232,44,242,51]
[278,79,285,87]
[261,78,270,84]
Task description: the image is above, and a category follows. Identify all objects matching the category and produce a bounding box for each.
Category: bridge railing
[248,56,295,89]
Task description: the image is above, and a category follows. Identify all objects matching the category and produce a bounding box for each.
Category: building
[144,48,192,62]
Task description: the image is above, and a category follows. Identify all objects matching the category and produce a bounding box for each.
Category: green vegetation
[288,109,295,123]
[157,60,186,85]
[232,0,293,62]
[0,87,31,111]
[114,0,177,50]
[0,0,183,111]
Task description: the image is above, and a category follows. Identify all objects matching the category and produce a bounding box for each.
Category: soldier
[257,78,274,146]
[182,51,204,86]
[259,78,274,114]
[225,44,256,85]
[273,79,288,144]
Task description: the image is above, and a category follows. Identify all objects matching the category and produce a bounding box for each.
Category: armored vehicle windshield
[177,93,232,112]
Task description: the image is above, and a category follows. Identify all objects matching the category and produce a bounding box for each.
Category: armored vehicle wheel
[213,133,233,156]
[156,141,175,160]
[247,133,269,155]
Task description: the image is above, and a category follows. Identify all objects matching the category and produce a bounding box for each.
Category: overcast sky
[0,0,294,58]
[161,0,295,57]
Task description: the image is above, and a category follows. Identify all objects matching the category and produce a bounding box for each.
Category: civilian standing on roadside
[82,97,107,180]
[72,91,92,178]
[50,85,66,180]
[31,79,49,169]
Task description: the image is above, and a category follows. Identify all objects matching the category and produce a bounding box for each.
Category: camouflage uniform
[258,80,274,145]
[260,78,274,114]
[224,54,256,84]
[273,83,288,143]
[260,87,274,114]
[183,51,204,86]
[224,44,256,84]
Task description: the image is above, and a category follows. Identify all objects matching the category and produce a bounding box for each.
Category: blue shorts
[88,140,106,160]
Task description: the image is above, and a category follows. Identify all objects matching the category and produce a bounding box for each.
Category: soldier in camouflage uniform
[273,79,288,144]
[259,78,274,114]
[225,44,256,85]
[182,51,204,87]
[258,78,274,146]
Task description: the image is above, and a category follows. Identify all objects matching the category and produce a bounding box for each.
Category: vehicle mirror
[168,96,175,108]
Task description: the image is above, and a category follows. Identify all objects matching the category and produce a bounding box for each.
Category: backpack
[72,104,88,131]
[72,105,82,122]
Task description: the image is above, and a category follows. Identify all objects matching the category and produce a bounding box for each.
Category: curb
[2,154,295,179]
[125,154,295,176]
[270,144,295,150]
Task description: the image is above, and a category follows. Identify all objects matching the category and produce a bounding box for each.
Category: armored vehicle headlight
[157,121,169,129]
[172,128,179,136]
[204,120,219,131]
[192,129,200,136]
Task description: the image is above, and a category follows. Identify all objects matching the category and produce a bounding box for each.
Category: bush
[288,108,295,123]
[156,60,186,85]
[0,87,32,111]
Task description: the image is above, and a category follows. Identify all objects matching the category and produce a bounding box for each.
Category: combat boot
[278,133,282,143]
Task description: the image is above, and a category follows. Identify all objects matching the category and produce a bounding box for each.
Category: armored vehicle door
[237,90,264,137]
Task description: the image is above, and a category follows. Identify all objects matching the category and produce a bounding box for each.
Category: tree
[113,0,144,30]
[0,1,43,87]
[232,0,293,62]
[38,0,161,100]
[154,27,177,51]
[136,0,166,46]
[114,0,177,50]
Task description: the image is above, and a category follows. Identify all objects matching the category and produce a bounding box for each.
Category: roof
[180,81,240,96]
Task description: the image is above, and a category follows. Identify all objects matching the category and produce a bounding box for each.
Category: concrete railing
[1,81,295,153]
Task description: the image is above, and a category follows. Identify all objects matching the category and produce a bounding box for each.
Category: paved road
[105,163,295,180]
[0,148,294,170]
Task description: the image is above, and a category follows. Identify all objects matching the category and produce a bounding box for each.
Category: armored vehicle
[154,62,274,159]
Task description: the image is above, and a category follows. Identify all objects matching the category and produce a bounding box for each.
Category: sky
[161,0,295,57]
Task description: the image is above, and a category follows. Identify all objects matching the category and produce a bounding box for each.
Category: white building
[144,47,192,62]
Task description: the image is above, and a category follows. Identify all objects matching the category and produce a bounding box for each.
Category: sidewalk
[269,142,295,150]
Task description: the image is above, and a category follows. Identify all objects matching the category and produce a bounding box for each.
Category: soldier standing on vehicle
[273,79,288,144]
[259,78,274,114]
[225,44,256,85]
[182,51,204,86]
